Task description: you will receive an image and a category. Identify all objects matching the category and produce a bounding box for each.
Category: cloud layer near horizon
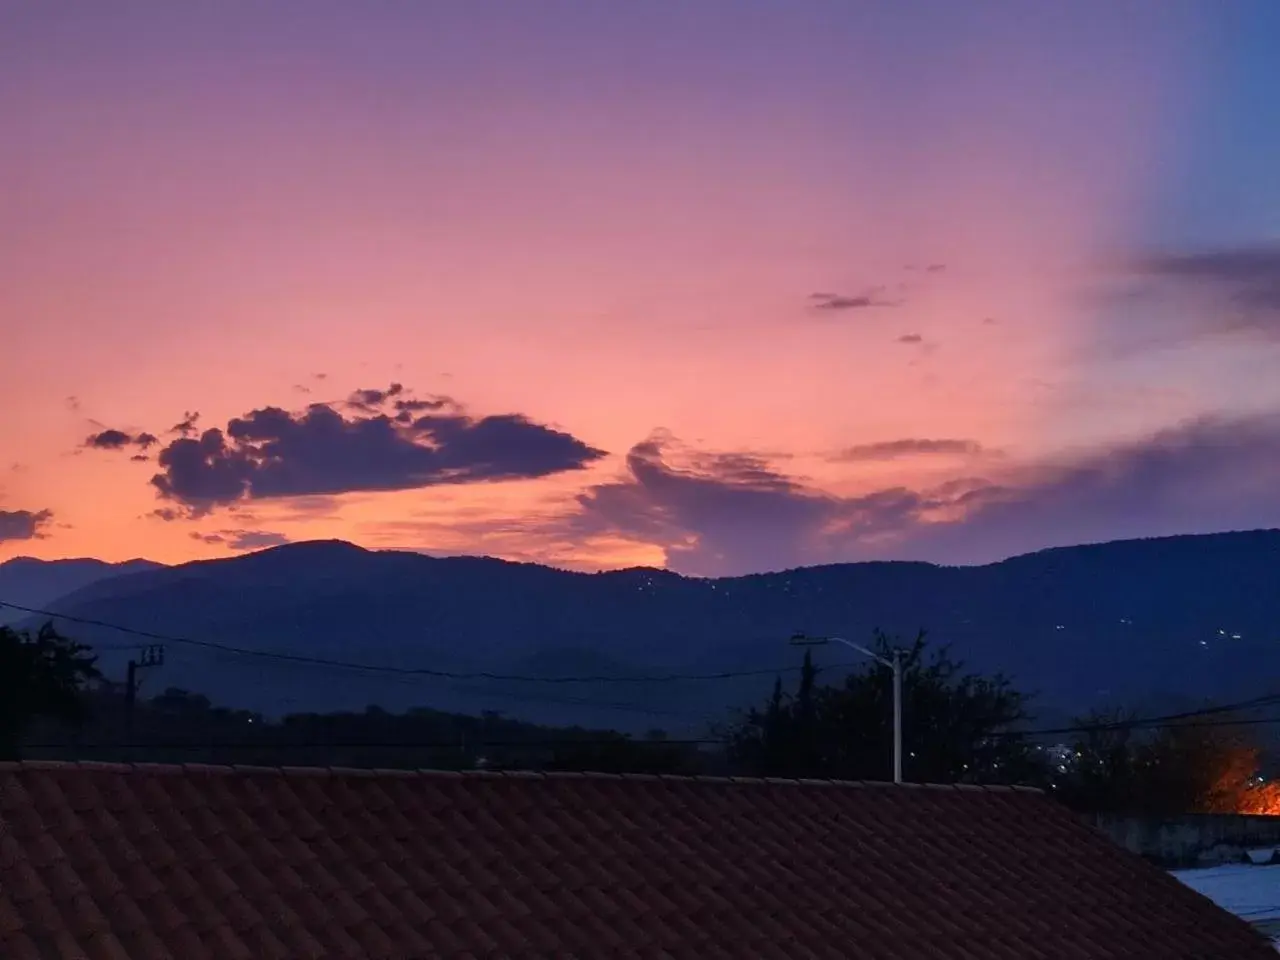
[564,416,1280,576]
[64,375,1280,572]
[189,529,291,551]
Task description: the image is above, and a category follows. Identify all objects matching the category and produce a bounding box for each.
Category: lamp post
[790,633,903,784]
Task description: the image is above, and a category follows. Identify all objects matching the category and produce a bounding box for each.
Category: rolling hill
[0,556,164,625]
[14,530,1280,734]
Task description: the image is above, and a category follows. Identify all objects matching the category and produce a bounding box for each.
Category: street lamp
[790,632,903,784]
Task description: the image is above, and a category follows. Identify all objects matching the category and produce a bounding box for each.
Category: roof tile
[0,763,1274,958]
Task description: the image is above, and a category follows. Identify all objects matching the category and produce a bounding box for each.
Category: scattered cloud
[0,508,54,543]
[271,495,345,519]
[897,333,924,344]
[347,383,406,410]
[84,428,158,451]
[169,412,200,436]
[344,383,452,421]
[563,415,1280,575]
[189,529,291,551]
[64,396,80,412]
[830,439,988,462]
[84,429,131,450]
[391,397,452,423]
[148,384,607,517]
[809,290,898,311]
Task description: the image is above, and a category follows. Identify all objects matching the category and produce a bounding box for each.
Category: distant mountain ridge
[17,530,1280,734]
[0,556,164,625]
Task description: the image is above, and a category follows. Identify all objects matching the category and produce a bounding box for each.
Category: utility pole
[891,647,903,785]
[124,644,165,751]
[790,633,905,784]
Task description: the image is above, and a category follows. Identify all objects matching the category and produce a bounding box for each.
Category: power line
[1014,696,1280,738]
[11,598,1280,740]
[0,599,842,684]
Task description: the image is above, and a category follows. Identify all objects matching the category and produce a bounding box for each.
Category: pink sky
[5,3,1280,575]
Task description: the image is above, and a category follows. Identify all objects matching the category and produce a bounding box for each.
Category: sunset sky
[5,1,1280,576]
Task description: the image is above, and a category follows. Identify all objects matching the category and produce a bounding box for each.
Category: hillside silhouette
[11,530,1280,732]
[0,556,162,625]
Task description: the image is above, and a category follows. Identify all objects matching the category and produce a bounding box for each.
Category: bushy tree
[1057,712,1269,816]
[726,631,1040,784]
[0,623,100,759]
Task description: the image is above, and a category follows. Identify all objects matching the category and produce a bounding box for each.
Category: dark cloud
[348,382,405,410]
[567,415,1280,575]
[830,439,986,462]
[1137,244,1280,310]
[149,384,607,517]
[0,508,53,543]
[572,436,838,575]
[926,263,946,273]
[65,396,80,411]
[189,529,291,551]
[1129,243,1280,342]
[347,385,454,422]
[391,396,451,424]
[904,414,1280,563]
[170,412,200,436]
[809,290,898,311]
[84,428,158,452]
[897,333,924,344]
[84,429,133,450]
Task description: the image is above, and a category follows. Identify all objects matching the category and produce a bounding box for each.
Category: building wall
[1090,813,1280,868]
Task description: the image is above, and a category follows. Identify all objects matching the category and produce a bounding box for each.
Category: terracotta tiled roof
[0,761,1271,959]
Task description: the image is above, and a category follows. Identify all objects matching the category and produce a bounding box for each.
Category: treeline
[725,632,1280,816]
[21,683,707,774]
[5,622,1279,816]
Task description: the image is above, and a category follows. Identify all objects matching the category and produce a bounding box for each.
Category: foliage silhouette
[0,622,100,759]
[1055,710,1271,816]
[725,631,1040,784]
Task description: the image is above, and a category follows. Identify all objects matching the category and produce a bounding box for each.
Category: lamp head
[789,632,828,646]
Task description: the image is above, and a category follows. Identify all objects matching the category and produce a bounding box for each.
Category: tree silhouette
[726,631,1039,784]
[0,622,100,759]
[1056,711,1270,816]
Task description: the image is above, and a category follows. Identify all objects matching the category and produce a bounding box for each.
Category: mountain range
[0,556,162,625]
[5,530,1280,735]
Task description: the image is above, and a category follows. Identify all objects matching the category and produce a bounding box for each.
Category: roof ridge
[0,760,1044,793]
